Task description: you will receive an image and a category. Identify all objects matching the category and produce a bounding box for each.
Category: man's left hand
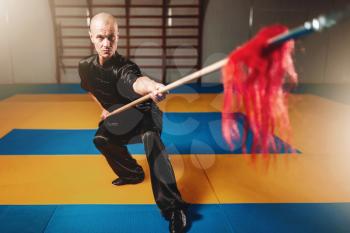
[150,83,167,103]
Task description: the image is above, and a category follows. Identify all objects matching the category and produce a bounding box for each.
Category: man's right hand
[101,109,109,120]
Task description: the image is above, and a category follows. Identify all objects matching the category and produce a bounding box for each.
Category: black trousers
[93,120,187,215]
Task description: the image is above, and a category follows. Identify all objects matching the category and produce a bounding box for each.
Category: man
[78,12,188,233]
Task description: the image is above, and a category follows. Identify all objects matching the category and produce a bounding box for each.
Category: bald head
[89,12,118,32]
[89,12,119,65]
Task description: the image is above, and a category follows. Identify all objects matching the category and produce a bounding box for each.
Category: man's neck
[99,56,108,66]
[98,53,117,67]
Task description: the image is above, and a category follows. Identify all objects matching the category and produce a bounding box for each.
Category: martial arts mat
[0,85,350,233]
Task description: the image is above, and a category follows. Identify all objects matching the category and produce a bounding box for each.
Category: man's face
[89,22,118,60]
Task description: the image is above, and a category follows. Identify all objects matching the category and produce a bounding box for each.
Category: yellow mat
[1,153,349,204]
[0,155,217,205]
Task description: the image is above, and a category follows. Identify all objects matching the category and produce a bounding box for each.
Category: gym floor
[0,84,349,233]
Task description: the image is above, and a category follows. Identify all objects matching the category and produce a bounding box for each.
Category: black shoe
[169,209,187,233]
[112,176,144,186]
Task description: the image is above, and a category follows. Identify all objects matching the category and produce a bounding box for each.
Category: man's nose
[102,38,111,47]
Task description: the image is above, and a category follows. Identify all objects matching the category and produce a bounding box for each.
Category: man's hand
[101,109,109,120]
[88,93,110,120]
[133,76,168,103]
[150,82,167,103]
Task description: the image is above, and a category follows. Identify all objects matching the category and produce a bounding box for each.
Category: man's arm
[88,93,109,120]
[132,76,167,103]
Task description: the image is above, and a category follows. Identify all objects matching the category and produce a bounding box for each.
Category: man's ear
[89,31,94,43]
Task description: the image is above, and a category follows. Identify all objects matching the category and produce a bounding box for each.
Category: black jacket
[78,53,162,137]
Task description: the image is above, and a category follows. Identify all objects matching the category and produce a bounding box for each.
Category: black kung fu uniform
[78,52,187,215]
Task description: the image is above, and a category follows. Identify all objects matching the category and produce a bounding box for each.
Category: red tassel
[222,25,297,154]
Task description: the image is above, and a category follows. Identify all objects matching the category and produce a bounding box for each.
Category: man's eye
[108,36,116,41]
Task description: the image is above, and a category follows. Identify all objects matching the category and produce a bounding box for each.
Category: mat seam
[42,205,58,233]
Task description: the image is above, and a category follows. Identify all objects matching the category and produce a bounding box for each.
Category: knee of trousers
[142,130,159,140]
[142,131,165,156]
[93,135,109,151]
[93,135,128,159]
[141,131,159,143]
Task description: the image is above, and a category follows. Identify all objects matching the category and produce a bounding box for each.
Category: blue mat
[0,205,56,233]
[0,203,349,233]
[0,113,297,155]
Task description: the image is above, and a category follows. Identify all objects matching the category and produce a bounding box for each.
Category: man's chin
[100,52,113,58]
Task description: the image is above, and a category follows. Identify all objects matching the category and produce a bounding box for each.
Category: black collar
[93,53,120,69]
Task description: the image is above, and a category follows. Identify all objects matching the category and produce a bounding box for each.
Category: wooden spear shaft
[107,58,229,116]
